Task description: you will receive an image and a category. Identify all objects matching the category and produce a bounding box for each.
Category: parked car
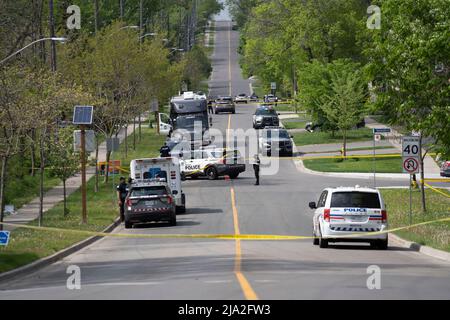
[305,119,365,132]
[234,93,248,104]
[309,186,388,249]
[124,179,176,228]
[214,96,236,114]
[440,161,450,177]
[248,93,259,102]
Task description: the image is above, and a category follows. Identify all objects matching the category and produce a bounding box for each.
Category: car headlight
[256,116,263,122]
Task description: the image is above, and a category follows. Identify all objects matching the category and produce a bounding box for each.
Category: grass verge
[0,127,164,274]
[380,188,450,252]
[293,128,375,146]
[303,156,402,173]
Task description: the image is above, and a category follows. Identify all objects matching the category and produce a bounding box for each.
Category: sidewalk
[3,118,146,231]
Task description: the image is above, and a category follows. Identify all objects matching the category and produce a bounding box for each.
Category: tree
[321,61,367,156]
[48,127,79,216]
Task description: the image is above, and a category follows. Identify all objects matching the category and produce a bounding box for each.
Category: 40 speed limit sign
[402,136,421,174]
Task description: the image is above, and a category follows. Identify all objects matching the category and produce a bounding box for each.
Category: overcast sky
[213,0,231,21]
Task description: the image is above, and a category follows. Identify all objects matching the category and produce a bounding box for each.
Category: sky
[213,0,232,21]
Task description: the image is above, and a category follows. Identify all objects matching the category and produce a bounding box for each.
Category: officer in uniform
[116,177,128,222]
[253,155,261,185]
[160,142,171,157]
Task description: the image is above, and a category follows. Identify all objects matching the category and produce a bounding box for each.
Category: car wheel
[215,110,218,114]
[181,173,186,181]
[124,220,133,229]
[313,230,319,245]
[205,166,218,180]
[318,228,328,248]
[169,216,177,226]
[373,239,388,250]
[232,110,236,114]
[176,205,186,214]
[229,173,239,179]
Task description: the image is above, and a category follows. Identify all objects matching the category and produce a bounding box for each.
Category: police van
[309,186,388,249]
[130,157,186,213]
[176,148,246,180]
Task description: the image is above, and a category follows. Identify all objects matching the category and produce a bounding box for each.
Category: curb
[389,233,450,263]
[0,217,121,284]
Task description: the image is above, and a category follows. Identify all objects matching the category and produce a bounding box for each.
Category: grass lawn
[305,146,396,154]
[380,188,450,252]
[283,120,309,130]
[293,128,375,146]
[303,156,402,173]
[0,127,164,274]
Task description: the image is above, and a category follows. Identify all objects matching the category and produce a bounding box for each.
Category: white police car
[309,186,388,249]
[176,148,246,180]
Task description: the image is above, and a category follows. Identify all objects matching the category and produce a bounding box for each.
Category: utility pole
[94,0,99,34]
[80,125,87,224]
[49,0,57,71]
[120,0,124,20]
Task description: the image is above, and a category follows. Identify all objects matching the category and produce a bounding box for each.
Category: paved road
[0,20,449,300]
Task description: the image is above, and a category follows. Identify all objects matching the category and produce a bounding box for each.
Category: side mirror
[290,135,294,139]
[308,202,317,209]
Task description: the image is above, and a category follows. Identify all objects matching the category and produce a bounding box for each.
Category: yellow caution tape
[1,217,449,241]
[424,182,450,199]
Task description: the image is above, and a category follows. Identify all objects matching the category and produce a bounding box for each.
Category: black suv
[124,181,176,228]
[253,106,280,129]
[259,127,294,157]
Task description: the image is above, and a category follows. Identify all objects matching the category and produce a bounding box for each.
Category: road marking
[228,21,232,96]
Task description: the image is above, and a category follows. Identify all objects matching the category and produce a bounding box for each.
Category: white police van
[177,148,245,180]
[130,157,186,213]
[309,186,388,249]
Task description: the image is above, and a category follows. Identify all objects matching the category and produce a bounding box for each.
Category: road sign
[271,82,276,90]
[106,137,120,152]
[73,106,93,125]
[403,157,420,174]
[0,231,10,246]
[150,98,159,112]
[74,130,96,152]
[373,128,391,134]
[402,136,420,158]
[374,134,381,142]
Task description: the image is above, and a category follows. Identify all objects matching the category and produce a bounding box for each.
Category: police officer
[116,177,128,222]
[160,142,171,157]
[253,155,261,185]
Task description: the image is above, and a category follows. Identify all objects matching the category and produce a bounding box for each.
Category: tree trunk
[30,129,36,176]
[124,124,128,159]
[138,114,142,142]
[38,140,45,227]
[104,150,111,183]
[420,155,427,213]
[63,178,67,216]
[0,156,8,231]
[133,117,136,150]
[94,0,99,34]
[342,130,347,157]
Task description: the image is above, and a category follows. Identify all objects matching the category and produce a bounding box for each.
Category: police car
[309,186,388,249]
[176,148,246,180]
[124,179,176,228]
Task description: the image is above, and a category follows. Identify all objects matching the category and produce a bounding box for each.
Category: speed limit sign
[402,136,421,173]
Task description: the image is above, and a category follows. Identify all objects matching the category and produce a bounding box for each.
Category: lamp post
[0,37,67,66]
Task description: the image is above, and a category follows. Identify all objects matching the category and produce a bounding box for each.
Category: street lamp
[0,37,67,65]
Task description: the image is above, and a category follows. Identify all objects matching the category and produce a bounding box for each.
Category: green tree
[48,127,79,216]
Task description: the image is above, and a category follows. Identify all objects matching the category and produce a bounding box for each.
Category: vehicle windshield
[175,116,208,129]
[330,192,381,208]
[130,186,168,197]
[265,130,290,139]
[255,108,277,116]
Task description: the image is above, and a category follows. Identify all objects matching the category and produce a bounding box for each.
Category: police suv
[124,179,176,229]
[177,148,245,180]
[309,186,388,249]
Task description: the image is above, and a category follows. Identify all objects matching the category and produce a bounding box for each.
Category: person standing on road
[253,155,261,185]
[160,142,171,157]
[116,177,128,222]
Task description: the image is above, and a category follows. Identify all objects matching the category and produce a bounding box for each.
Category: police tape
[1,216,449,241]
[424,182,450,199]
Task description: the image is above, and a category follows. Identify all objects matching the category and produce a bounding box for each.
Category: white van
[130,158,186,213]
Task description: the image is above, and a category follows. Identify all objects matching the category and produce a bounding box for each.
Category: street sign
[403,157,420,174]
[270,82,277,90]
[73,106,93,125]
[374,134,381,142]
[106,137,120,152]
[402,136,421,174]
[74,130,96,152]
[402,136,420,158]
[150,98,159,112]
[0,231,10,246]
[373,128,391,134]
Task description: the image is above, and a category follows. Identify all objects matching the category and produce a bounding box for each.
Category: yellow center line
[226,27,258,299]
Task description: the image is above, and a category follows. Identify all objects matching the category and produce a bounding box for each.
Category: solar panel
[73,106,93,125]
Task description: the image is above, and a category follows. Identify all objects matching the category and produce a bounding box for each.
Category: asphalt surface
[0,20,449,300]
